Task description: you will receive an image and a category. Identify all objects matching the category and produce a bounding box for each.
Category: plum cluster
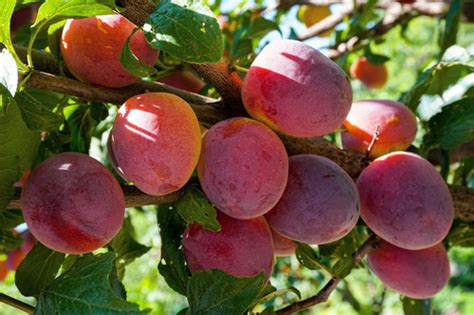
[18,14,454,300]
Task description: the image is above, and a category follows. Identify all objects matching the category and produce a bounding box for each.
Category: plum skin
[110,92,202,196]
[182,212,274,281]
[242,39,352,137]
[61,14,159,88]
[198,117,289,220]
[159,70,205,93]
[265,154,360,245]
[357,152,454,250]
[368,241,450,299]
[21,152,125,254]
[342,99,417,158]
[271,228,296,257]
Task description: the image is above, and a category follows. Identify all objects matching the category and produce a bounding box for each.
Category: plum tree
[110,92,201,196]
[270,228,296,257]
[368,241,450,299]
[350,56,388,89]
[198,117,288,219]
[21,152,125,254]
[159,70,205,93]
[357,152,454,250]
[297,5,333,36]
[242,39,352,137]
[61,14,159,88]
[342,100,417,158]
[265,155,360,244]
[182,212,274,281]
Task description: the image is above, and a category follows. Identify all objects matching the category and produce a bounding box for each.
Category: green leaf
[0,1,28,71]
[15,242,65,297]
[120,29,157,78]
[35,253,144,314]
[15,91,63,131]
[63,103,101,153]
[0,209,24,229]
[34,0,116,28]
[439,0,462,58]
[251,287,301,311]
[423,97,474,151]
[0,101,40,212]
[0,49,19,108]
[295,243,331,273]
[401,46,474,115]
[187,269,265,315]
[446,222,474,248]
[363,47,390,65]
[144,0,224,63]
[0,229,23,251]
[402,297,432,315]
[109,217,151,280]
[175,185,220,231]
[332,258,355,279]
[157,204,190,296]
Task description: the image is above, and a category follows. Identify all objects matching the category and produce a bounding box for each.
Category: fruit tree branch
[0,293,34,314]
[275,234,380,315]
[325,2,447,59]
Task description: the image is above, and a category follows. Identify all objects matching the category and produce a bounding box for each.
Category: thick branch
[8,186,181,209]
[25,71,226,127]
[276,234,380,315]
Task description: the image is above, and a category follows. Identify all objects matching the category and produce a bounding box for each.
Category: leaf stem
[233,65,249,73]
[0,293,35,314]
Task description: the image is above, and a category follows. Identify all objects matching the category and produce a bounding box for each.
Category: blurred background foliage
[1,0,474,314]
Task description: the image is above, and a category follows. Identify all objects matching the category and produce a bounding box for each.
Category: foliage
[0,0,473,315]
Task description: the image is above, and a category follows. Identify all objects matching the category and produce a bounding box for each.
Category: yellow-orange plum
[342,100,417,158]
[61,15,159,88]
[242,39,352,137]
[110,93,201,196]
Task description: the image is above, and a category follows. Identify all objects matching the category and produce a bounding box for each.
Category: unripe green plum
[21,152,125,254]
[198,117,289,219]
[242,39,352,137]
[266,154,359,244]
[183,212,274,281]
[61,14,159,88]
[368,241,450,299]
[342,100,417,158]
[110,93,202,196]
[357,152,454,250]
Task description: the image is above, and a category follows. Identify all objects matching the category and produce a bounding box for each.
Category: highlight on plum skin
[357,152,454,250]
[242,39,352,138]
[61,14,159,88]
[271,228,296,257]
[198,117,289,220]
[368,241,450,299]
[182,212,275,281]
[21,152,125,254]
[342,100,417,158]
[265,154,360,245]
[110,92,202,196]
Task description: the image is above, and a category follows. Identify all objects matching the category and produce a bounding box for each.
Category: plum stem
[365,124,381,159]
[0,293,34,314]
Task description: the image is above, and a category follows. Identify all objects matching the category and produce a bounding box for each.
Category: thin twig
[275,234,380,315]
[0,293,34,314]
[366,124,381,159]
